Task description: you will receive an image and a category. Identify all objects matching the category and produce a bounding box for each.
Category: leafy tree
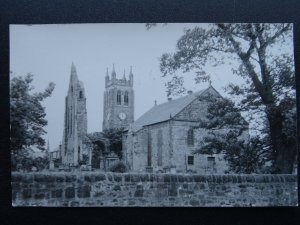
[224,132,269,174]
[85,132,106,168]
[159,23,296,173]
[195,94,268,173]
[85,128,124,169]
[102,128,124,159]
[10,73,55,168]
[32,156,49,171]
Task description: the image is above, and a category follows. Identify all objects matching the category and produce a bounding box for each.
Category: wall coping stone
[11,172,297,184]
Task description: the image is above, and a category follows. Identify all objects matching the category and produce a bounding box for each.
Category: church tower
[61,63,88,166]
[102,65,134,131]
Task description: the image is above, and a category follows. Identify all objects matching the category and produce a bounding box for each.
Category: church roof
[129,86,215,132]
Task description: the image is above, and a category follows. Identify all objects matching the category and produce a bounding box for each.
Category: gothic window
[157,130,163,166]
[78,146,81,159]
[207,156,215,169]
[70,106,72,134]
[187,156,194,165]
[117,90,121,105]
[79,91,83,99]
[147,131,152,167]
[66,105,69,134]
[124,91,129,105]
[187,128,194,146]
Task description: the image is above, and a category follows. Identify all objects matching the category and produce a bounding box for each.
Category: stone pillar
[49,160,55,170]
[100,157,104,170]
[88,145,92,171]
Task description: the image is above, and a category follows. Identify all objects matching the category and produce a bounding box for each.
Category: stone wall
[12,172,298,207]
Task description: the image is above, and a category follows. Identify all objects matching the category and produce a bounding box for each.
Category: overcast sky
[9,23,293,150]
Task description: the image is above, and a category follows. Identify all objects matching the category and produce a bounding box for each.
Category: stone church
[56,63,248,173]
[122,85,249,174]
[60,63,88,166]
[102,65,134,130]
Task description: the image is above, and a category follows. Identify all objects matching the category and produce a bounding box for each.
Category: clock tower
[102,65,134,131]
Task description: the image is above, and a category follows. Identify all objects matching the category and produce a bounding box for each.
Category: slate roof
[129,87,211,132]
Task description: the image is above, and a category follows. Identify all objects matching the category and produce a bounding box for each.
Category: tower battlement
[105,65,133,88]
[103,65,134,131]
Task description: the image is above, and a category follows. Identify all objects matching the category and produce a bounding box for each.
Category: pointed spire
[111,64,116,79]
[47,139,50,152]
[123,69,126,80]
[106,67,109,77]
[154,100,157,106]
[70,62,78,82]
[129,65,133,86]
[209,80,212,87]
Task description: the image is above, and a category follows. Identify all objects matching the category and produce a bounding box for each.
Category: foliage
[224,133,269,174]
[85,132,105,168]
[78,154,89,166]
[85,128,123,169]
[159,23,296,173]
[53,158,62,168]
[102,128,124,159]
[11,152,49,172]
[109,161,128,173]
[195,95,267,173]
[10,73,55,168]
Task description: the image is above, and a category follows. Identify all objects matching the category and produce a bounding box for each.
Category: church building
[122,85,249,174]
[61,63,88,166]
[102,65,134,131]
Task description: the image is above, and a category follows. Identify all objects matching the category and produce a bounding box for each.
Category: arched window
[70,106,72,134]
[187,128,194,146]
[79,91,83,99]
[124,91,129,105]
[157,130,163,166]
[117,90,121,105]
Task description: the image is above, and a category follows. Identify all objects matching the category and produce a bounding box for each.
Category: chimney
[168,97,172,101]
[187,90,193,95]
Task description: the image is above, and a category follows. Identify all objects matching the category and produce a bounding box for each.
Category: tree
[10,73,55,167]
[85,128,123,169]
[195,94,268,173]
[85,132,106,168]
[159,23,296,173]
[102,128,124,159]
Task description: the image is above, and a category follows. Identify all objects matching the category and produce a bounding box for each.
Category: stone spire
[46,139,50,161]
[105,67,109,86]
[123,69,126,80]
[111,64,116,80]
[69,62,78,92]
[129,66,133,86]
[70,62,78,80]
[106,67,109,78]
[47,139,50,152]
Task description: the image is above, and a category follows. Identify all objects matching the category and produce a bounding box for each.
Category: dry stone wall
[12,172,298,207]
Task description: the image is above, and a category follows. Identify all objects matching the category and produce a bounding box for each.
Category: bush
[109,161,128,173]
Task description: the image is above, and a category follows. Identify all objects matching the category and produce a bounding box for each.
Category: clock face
[119,112,126,120]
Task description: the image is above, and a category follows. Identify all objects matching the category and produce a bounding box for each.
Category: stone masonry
[102,65,134,131]
[61,63,88,166]
[123,86,249,173]
[12,172,298,207]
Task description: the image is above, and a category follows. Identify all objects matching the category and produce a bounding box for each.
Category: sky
[9,23,294,150]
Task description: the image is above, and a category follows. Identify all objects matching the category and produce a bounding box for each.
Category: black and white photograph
[10,23,297,207]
